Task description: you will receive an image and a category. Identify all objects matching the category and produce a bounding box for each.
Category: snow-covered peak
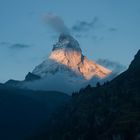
[33,34,111,80]
[52,34,82,53]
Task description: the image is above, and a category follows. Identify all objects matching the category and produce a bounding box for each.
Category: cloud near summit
[43,13,116,40]
[72,17,99,32]
[44,13,70,34]
[44,13,99,34]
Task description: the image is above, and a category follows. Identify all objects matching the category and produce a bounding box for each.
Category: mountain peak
[59,33,76,42]
[33,34,111,80]
[52,34,82,52]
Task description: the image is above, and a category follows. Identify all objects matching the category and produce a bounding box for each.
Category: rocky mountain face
[31,49,140,140]
[21,34,111,93]
[33,34,111,80]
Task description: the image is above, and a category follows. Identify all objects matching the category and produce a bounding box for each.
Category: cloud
[0,42,10,46]
[72,17,99,33]
[44,13,70,34]
[42,13,117,40]
[75,34,89,38]
[10,44,31,49]
[108,28,117,32]
[24,72,86,94]
[0,42,31,49]
[96,59,126,74]
[71,17,104,40]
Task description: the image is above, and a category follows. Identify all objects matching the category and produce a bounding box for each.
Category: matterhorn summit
[33,34,111,80]
[18,34,112,93]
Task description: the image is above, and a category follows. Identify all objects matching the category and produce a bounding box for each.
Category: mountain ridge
[4,34,125,93]
[33,34,111,80]
[31,49,140,140]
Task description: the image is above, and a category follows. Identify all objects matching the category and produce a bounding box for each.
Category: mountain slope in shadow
[0,85,70,140]
[31,50,140,140]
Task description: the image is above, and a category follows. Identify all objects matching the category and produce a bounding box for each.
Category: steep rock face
[33,34,111,80]
[78,57,111,80]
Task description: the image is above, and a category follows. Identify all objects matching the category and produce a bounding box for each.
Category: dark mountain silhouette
[0,50,140,140]
[30,50,140,140]
[4,72,40,87]
[0,85,70,140]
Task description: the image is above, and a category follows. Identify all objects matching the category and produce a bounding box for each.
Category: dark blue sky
[0,0,140,82]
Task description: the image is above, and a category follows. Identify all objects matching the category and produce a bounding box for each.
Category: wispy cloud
[0,42,31,49]
[72,17,99,33]
[44,13,70,34]
[42,13,117,40]
[71,17,105,40]
[0,42,10,46]
[10,44,31,49]
[96,59,126,74]
[108,28,117,32]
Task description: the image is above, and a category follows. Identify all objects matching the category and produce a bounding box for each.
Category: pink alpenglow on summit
[33,34,111,80]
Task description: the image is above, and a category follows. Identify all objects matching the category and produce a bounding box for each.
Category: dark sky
[0,0,140,82]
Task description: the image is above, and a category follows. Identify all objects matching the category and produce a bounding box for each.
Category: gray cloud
[72,17,99,33]
[108,28,117,32]
[75,34,89,38]
[24,72,86,94]
[96,59,126,74]
[95,59,127,83]
[44,13,70,34]
[0,42,10,46]
[0,42,31,49]
[10,44,31,49]
[42,13,117,40]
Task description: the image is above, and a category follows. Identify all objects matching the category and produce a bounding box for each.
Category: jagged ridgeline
[33,34,111,80]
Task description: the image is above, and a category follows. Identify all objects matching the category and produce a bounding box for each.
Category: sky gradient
[0,0,140,82]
